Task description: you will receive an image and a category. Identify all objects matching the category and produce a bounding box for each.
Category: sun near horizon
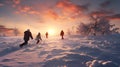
[48,29,56,36]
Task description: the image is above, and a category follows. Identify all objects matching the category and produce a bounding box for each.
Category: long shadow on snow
[0,46,20,57]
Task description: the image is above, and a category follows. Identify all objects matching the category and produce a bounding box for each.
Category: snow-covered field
[0,34,120,67]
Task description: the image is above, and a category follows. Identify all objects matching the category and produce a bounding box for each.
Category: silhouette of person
[35,32,42,44]
[45,32,48,38]
[60,30,64,39]
[19,29,33,48]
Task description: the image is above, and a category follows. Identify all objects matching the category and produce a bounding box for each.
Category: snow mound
[86,60,119,67]
[0,34,120,67]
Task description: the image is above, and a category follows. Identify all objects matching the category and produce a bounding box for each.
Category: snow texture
[0,34,120,67]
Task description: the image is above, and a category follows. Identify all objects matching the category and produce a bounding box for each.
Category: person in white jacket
[35,32,42,44]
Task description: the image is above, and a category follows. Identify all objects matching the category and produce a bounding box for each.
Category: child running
[35,32,42,44]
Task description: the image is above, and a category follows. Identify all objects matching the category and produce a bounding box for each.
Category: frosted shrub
[77,17,119,36]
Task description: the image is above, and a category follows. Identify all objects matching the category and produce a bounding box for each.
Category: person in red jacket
[60,30,64,39]
[20,29,33,48]
[45,32,48,38]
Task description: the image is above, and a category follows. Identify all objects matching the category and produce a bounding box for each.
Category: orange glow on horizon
[47,28,57,36]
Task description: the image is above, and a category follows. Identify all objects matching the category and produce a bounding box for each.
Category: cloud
[56,0,88,15]
[0,25,14,32]
[12,0,45,16]
[90,10,113,17]
[12,0,21,5]
[106,14,120,20]
[8,0,21,8]
[0,3,4,7]
[0,25,16,36]
[100,0,112,7]
[45,10,59,20]
[13,0,89,23]
[44,0,89,22]
[18,6,31,13]
[90,10,120,20]
[15,5,41,15]
[0,25,21,36]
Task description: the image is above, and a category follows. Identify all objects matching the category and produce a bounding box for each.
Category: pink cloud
[0,25,13,32]
[90,10,120,21]
[56,0,88,15]
[13,0,89,23]
[0,25,16,36]
[45,10,59,20]
[13,0,21,5]
[18,6,31,13]
[100,0,111,7]
[15,5,41,15]
[106,14,120,20]
[90,10,113,17]
[0,3,4,7]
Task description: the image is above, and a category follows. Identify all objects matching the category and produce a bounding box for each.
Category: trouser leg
[36,40,39,44]
[24,40,28,45]
[62,36,64,39]
[19,40,28,48]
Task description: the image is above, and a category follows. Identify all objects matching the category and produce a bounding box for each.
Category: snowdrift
[0,34,120,67]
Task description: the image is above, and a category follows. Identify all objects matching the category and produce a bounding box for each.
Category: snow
[0,34,120,67]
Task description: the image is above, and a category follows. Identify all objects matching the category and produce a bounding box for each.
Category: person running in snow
[35,32,42,44]
[20,29,33,48]
[45,32,48,38]
[60,30,64,39]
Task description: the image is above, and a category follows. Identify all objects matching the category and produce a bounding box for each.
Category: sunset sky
[0,0,120,36]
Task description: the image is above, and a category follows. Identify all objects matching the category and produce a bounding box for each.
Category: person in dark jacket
[60,30,64,39]
[20,29,33,48]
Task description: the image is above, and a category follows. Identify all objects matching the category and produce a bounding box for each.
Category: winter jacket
[60,31,64,36]
[35,35,42,40]
[24,30,33,41]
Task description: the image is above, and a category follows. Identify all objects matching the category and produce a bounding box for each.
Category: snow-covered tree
[77,23,90,35]
[67,26,77,35]
[77,16,119,36]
